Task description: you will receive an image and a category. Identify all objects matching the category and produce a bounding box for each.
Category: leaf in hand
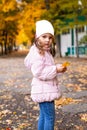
[62,62,70,67]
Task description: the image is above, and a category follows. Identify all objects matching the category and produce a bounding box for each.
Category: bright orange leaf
[62,61,70,67]
[6,128,11,130]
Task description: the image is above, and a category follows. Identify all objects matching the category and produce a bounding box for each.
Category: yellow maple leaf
[62,61,70,67]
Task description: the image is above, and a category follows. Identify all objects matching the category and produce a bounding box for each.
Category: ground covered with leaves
[0,51,87,130]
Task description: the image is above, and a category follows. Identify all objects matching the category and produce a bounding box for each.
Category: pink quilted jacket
[24,44,62,102]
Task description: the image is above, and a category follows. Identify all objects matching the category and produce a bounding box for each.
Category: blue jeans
[38,101,55,130]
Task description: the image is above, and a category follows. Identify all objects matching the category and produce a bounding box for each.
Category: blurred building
[60,26,87,57]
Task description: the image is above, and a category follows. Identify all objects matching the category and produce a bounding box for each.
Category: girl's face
[37,33,54,51]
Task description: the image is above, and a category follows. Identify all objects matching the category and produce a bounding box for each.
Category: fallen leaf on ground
[6,119,12,125]
[55,97,73,106]
[75,125,84,130]
[80,113,87,122]
[78,78,87,84]
[0,109,12,117]
[6,128,11,130]
[55,97,82,106]
[66,83,82,91]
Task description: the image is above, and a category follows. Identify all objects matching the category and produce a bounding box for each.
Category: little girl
[24,20,67,130]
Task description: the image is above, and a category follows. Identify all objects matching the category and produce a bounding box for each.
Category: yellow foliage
[0,0,46,44]
[16,29,29,45]
[2,0,17,12]
[5,13,21,22]
[21,0,46,40]
[5,16,16,21]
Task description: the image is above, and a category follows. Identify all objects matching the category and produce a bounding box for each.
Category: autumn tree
[1,0,87,57]
[0,0,21,54]
[42,0,87,57]
[0,0,47,55]
[19,0,47,44]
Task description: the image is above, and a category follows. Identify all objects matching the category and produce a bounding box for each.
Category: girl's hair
[50,42,56,57]
[34,39,56,57]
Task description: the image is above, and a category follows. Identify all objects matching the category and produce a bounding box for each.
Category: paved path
[0,51,87,130]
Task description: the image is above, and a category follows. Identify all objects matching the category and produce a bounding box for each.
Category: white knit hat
[36,20,54,38]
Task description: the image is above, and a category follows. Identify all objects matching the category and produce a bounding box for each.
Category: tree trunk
[0,43,4,55]
[4,31,8,55]
[75,27,79,58]
[55,34,62,57]
[1,43,3,55]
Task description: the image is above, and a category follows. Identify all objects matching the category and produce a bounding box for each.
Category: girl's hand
[56,65,67,73]
[56,62,70,73]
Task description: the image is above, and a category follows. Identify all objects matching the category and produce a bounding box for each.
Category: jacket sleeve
[24,52,31,69]
[31,56,57,80]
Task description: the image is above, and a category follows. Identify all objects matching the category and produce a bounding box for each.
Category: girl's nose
[46,37,50,41]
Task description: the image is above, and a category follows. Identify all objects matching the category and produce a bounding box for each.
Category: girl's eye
[49,36,52,39]
[42,35,46,38]
[42,35,53,39]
